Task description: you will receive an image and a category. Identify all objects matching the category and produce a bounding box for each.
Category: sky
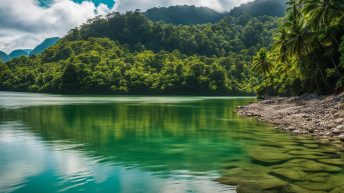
[0,0,251,53]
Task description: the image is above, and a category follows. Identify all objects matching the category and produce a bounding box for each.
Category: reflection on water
[0,123,235,193]
[0,92,343,193]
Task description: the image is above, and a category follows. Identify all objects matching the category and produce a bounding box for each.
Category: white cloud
[0,0,253,53]
[0,0,111,53]
[114,0,253,13]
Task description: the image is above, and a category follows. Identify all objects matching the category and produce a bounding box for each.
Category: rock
[281,184,325,193]
[330,188,344,193]
[317,158,344,166]
[302,114,310,118]
[339,134,344,142]
[302,131,309,134]
[335,118,343,124]
[261,99,274,104]
[328,123,336,128]
[248,148,292,164]
[336,125,344,130]
[330,185,344,193]
[235,176,288,192]
[332,128,342,135]
[333,113,340,118]
[285,159,342,173]
[286,127,296,131]
[269,168,306,181]
[296,175,344,192]
[293,130,302,135]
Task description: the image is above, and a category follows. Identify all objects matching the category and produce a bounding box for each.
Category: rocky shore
[237,93,344,142]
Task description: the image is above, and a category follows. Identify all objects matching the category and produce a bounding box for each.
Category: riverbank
[237,93,344,142]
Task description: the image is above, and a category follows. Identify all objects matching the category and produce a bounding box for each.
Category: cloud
[114,0,253,13]
[0,0,111,53]
[0,0,252,53]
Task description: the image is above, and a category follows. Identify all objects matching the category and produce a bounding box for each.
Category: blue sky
[0,0,251,53]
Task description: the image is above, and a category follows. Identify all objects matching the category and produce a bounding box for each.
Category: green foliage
[65,12,277,57]
[1,10,279,95]
[144,1,286,25]
[30,37,60,56]
[0,51,10,63]
[2,38,258,95]
[252,48,273,75]
[145,5,223,25]
[256,0,344,96]
[228,0,287,17]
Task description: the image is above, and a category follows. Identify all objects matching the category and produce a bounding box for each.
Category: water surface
[0,92,343,193]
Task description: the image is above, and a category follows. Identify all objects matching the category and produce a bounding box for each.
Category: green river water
[0,92,343,193]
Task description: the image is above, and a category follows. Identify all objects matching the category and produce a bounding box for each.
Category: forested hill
[30,37,60,56]
[144,0,286,25]
[145,5,223,25]
[0,37,61,62]
[0,10,279,95]
[228,0,287,17]
[66,12,277,56]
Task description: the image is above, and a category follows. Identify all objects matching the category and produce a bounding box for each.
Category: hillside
[69,12,277,56]
[145,5,223,25]
[0,51,10,63]
[0,37,60,62]
[8,50,30,59]
[143,0,286,25]
[30,37,60,56]
[0,11,279,95]
[228,0,287,17]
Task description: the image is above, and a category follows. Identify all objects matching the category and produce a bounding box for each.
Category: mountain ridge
[0,37,60,62]
[144,0,286,25]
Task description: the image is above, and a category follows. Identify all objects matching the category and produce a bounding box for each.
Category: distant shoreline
[0,90,256,97]
[237,93,344,143]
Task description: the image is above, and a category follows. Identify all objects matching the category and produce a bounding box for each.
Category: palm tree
[302,0,344,82]
[273,28,289,63]
[253,48,273,95]
[284,0,313,58]
[285,23,312,59]
[302,0,344,27]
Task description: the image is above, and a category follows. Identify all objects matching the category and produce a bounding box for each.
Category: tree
[252,48,273,95]
[302,0,344,27]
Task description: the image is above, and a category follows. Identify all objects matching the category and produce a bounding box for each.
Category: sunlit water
[0,92,343,193]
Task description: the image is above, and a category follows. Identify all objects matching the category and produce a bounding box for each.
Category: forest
[0,9,278,95]
[255,0,344,96]
[1,0,343,96]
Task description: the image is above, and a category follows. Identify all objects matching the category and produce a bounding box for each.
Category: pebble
[336,125,344,130]
[286,127,296,131]
[261,100,274,104]
[334,113,340,118]
[238,94,344,141]
[339,134,344,142]
[335,118,343,124]
[302,114,310,118]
